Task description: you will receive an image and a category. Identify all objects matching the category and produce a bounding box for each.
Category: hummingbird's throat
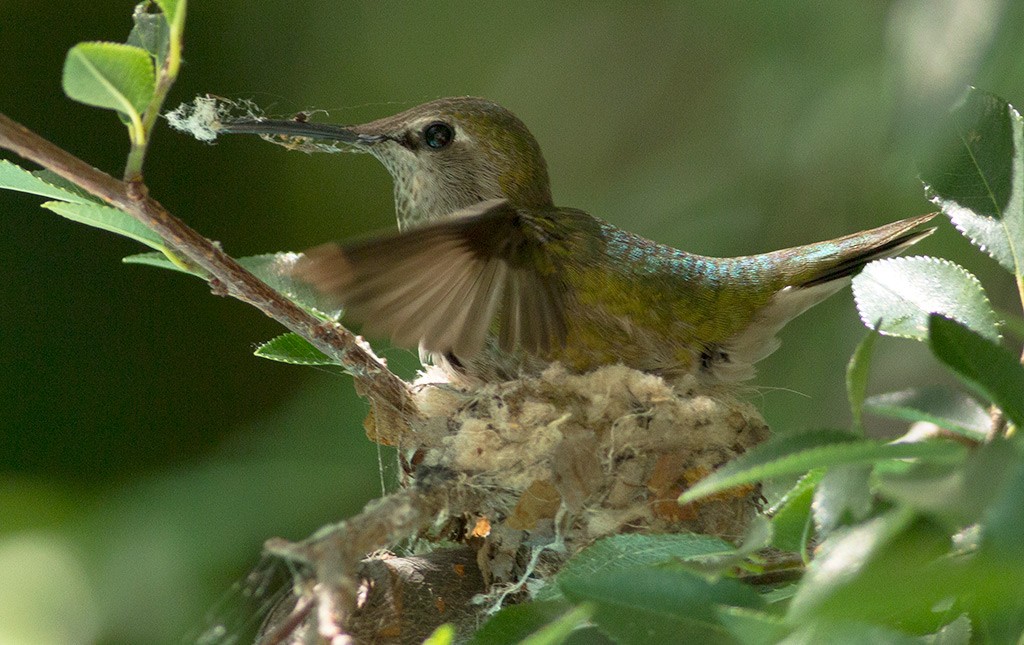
[384,157,496,229]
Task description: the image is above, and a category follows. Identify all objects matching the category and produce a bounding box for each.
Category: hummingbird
[215,97,934,383]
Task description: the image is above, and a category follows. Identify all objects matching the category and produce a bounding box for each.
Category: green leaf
[254,333,334,366]
[787,511,955,629]
[679,430,964,505]
[875,440,1013,527]
[851,257,1000,342]
[922,614,971,645]
[537,533,738,602]
[153,0,183,26]
[928,314,1024,427]
[41,201,168,252]
[769,470,822,553]
[122,251,343,318]
[999,309,1024,340]
[783,620,923,645]
[558,534,736,579]
[63,42,156,122]
[423,624,455,645]
[239,254,343,319]
[127,2,171,64]
[0,160,97,204]
[812,465,873,535]
[921,88,1024,277]
[715,606,789,645]
[560,568,763,645]
[846,327,880,432]
[978,455,1024,557]
[519,605,594,645]
[864,386,990,440]
[471,601,586,645]
[122,251,195,274]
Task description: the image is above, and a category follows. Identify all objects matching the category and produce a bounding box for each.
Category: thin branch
[0,111,418,418]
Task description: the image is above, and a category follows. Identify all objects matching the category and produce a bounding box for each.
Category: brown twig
[0,112,417,418]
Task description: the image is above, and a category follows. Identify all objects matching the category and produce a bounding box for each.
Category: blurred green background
[2,1,1023,642]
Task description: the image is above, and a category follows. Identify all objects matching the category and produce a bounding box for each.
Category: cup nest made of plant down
[261,363,770,644]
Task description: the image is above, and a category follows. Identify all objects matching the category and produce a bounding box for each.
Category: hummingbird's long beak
[217,119,389,146]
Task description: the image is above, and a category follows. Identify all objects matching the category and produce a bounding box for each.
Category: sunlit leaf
[558,534,736,579]
[783,620,924,645]
[0,160,97,205]
[238,254,343,319]
[852,257,999,342]
[922,614,971,645]
[812,465,873,535]
[122,251,343,318]
[422,624,455,645]
[63,42,155,120]
[864,386,990,440]
[928,315,1024,426]
[254,333,334,366]
[921,88,1024,278]
[42,201,167,252]
[535,533,738,603]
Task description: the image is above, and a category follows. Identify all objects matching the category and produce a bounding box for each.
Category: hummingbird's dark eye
[422,122,454,149]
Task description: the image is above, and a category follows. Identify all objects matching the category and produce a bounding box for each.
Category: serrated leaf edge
[852,255,1001,342]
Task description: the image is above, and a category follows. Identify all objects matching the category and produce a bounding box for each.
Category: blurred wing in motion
[290,199,567,360]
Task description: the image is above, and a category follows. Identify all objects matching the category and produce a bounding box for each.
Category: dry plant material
[265,365,769,643]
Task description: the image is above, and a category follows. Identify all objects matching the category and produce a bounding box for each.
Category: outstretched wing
[290,199,567,360]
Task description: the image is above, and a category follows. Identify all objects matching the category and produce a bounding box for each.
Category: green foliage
[852,256,1000,342]
[62,42,155,129]
[922,88,1024,279]
[679,431,963,505]
[423,624,456,645]
[60,1,186,177]
[928,315,1024,427]
[766,469,821,554]
[0,161,101,204]
[846,327,879,432]
[560,568,764,645]
[254,333,334,366]
[1,159,175,256]
[864,386,990,440]
[470,603,594,645]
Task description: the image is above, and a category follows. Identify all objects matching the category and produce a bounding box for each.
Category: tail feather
[798,225,935,288]
[712,213,936,383]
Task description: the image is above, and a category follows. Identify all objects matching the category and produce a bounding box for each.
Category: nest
[260,364,769,644]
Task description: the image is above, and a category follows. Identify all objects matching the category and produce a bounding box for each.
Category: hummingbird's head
[340,97,554,228]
